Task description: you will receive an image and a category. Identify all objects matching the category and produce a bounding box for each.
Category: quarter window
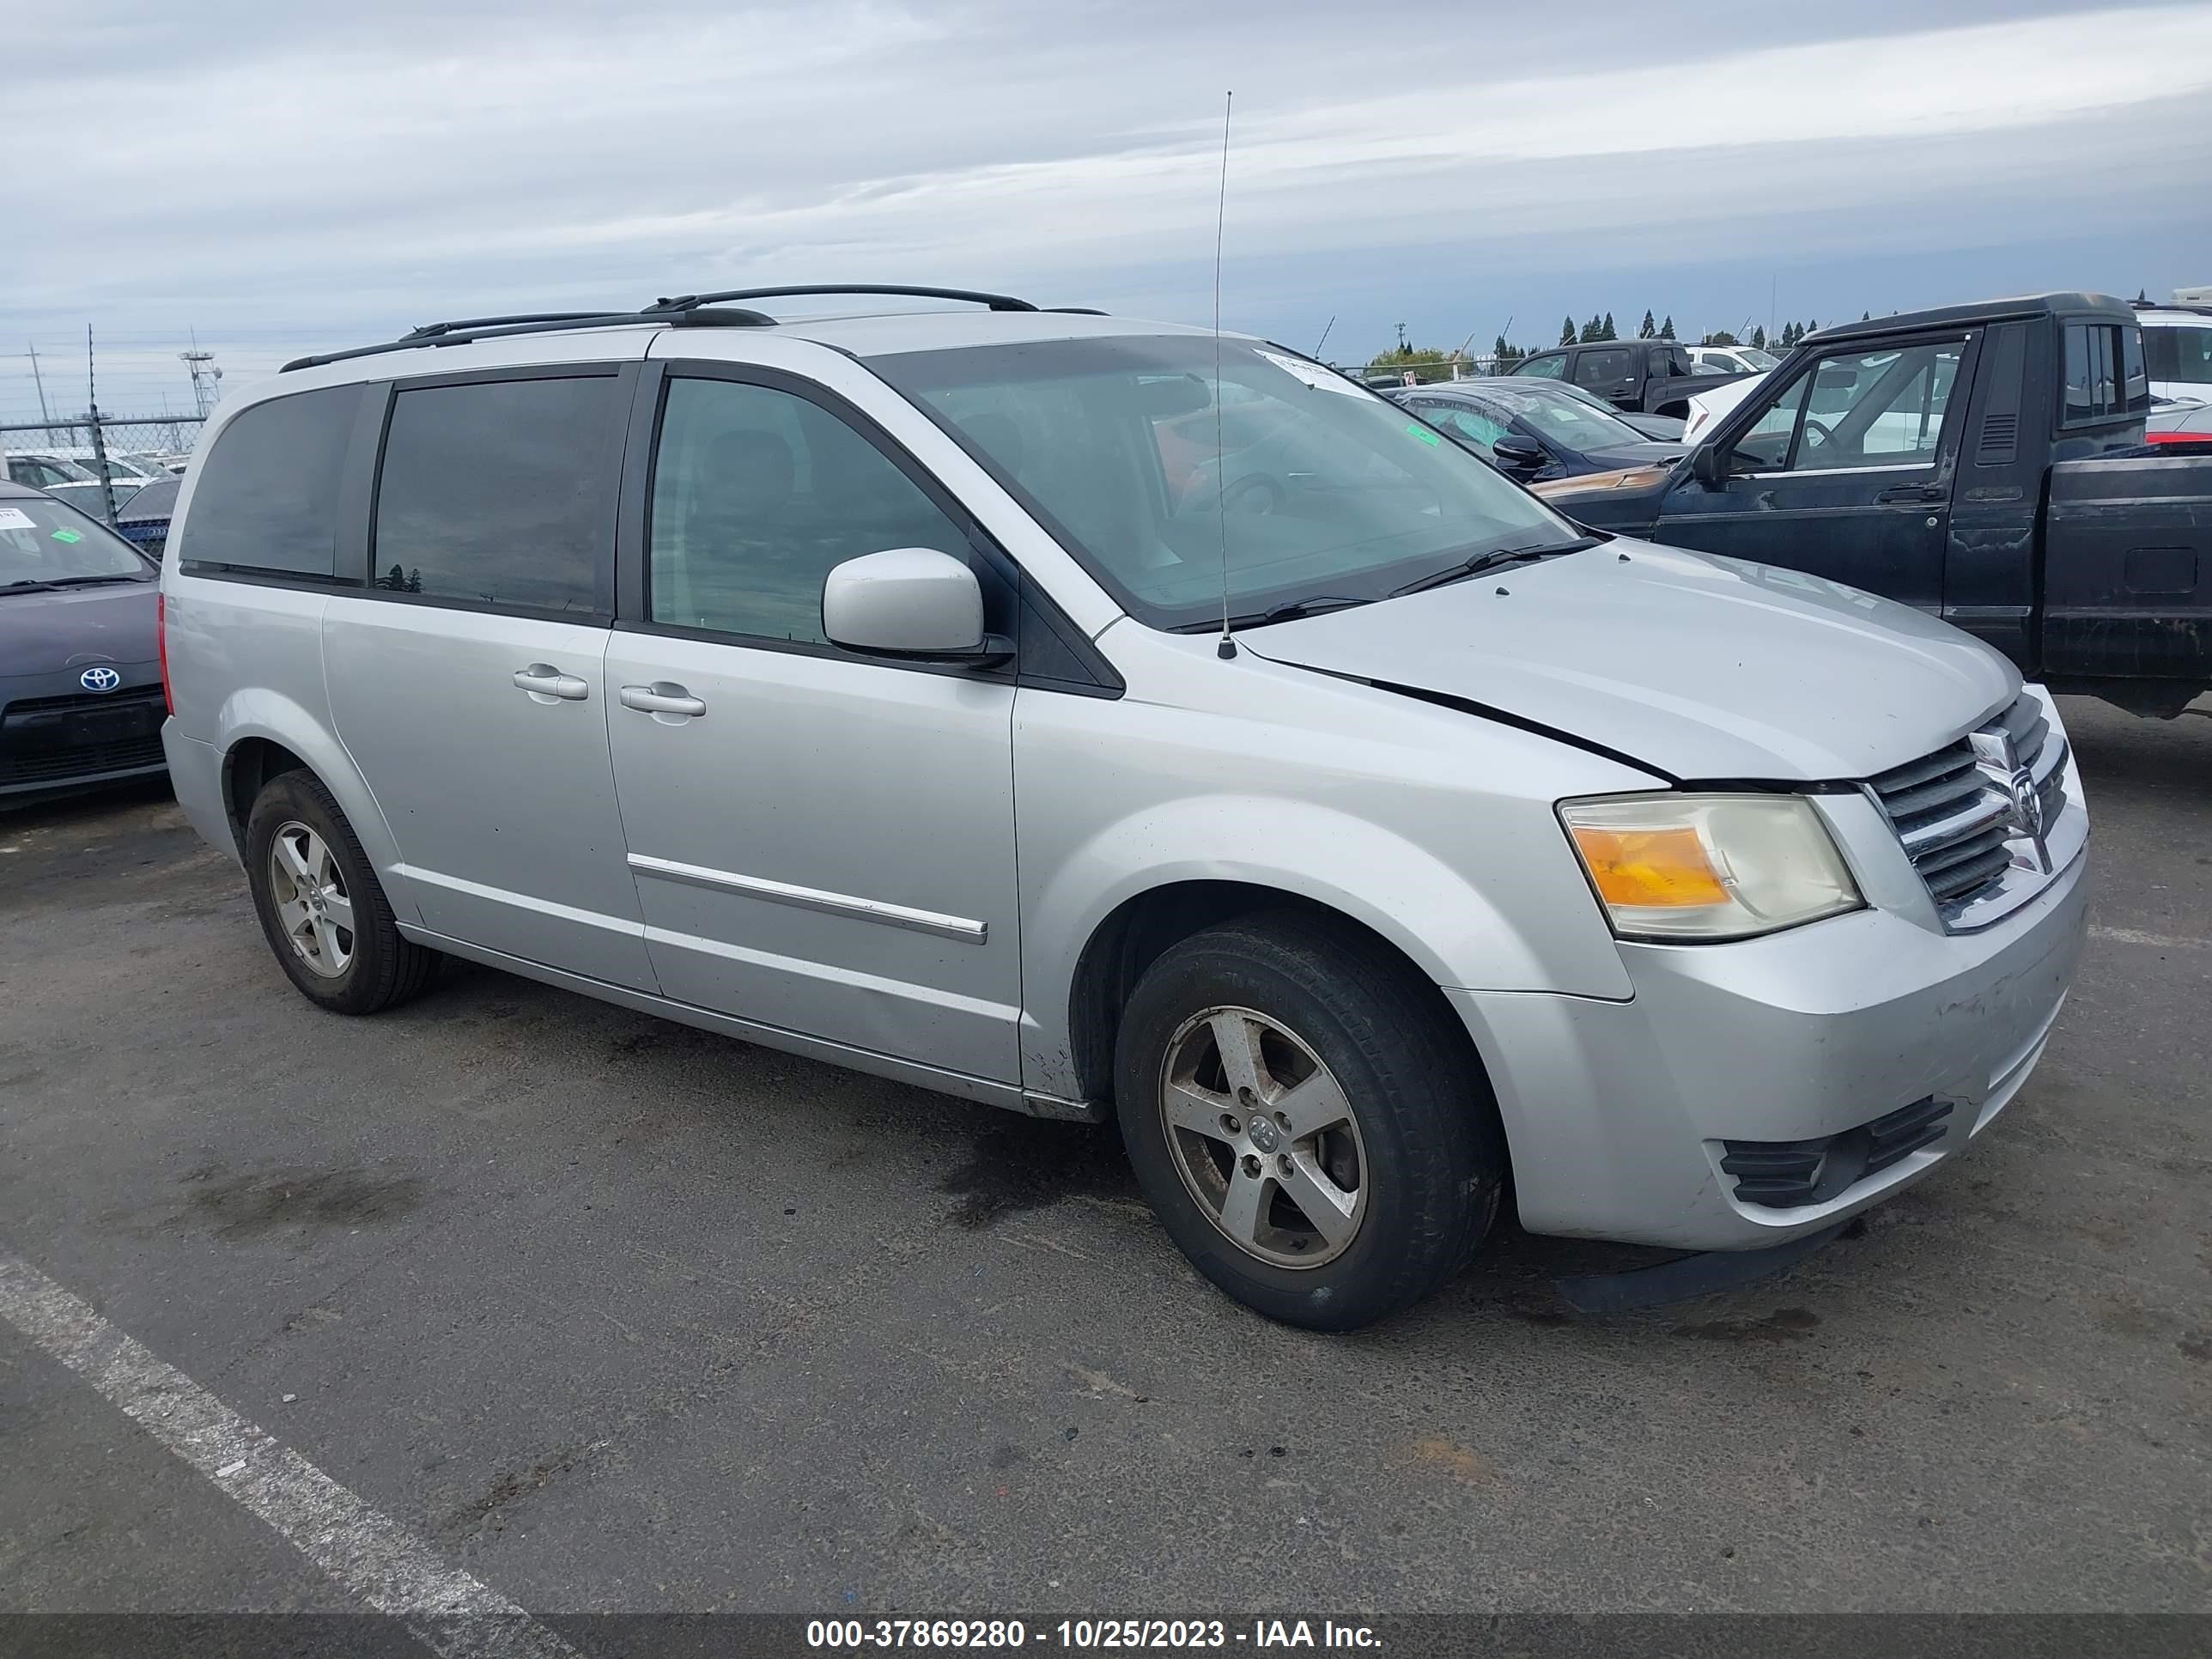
[175,386,361,579]
[2062,323,2152,423]
[1516,353,1566,380]
[371,375,619,614]
[647,377,972,645]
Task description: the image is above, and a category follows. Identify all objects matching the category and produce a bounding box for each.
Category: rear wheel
[1115,913,1504,1330]
[244,770,440,1014]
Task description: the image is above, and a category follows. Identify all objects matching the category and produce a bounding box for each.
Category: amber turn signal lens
[1569,824,1729,908]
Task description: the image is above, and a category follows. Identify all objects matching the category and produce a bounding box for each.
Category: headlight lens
[1559,793,1862,941]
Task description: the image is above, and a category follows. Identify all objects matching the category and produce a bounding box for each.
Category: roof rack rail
[399,312,612,340]
[1042,306,1109,315]
[644,284,1040,314]
[280,304,777,374]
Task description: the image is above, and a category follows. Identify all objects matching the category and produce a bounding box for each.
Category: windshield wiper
[1237,594,1372,629]
[1389,537,1600,598]
[1,580,61,593]
[38,574,150,588]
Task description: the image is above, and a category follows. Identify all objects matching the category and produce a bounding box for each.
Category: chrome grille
[1869,693,2070,925]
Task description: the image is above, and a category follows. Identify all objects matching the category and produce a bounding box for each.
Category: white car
[1688,344,1778,376]
[1682,372,1768,444]
[2138,305,2212,404]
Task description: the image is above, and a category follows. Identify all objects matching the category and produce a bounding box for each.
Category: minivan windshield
[0,495,152,590]
[872,335,1575,629]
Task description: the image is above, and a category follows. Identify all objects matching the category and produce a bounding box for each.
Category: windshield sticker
[1256,350,1368,398]
[50,528,84,544]
[1405,422,1442,447]
[0,507,33,531]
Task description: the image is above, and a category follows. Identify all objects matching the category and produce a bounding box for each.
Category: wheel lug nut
[1221,1115,1242,1135]
[1273,1112,1291,1132]
[1241,1154,1261,1178]
[1278,1154,1293,1176]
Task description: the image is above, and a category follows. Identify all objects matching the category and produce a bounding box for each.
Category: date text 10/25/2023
[805,1619,1382,1649]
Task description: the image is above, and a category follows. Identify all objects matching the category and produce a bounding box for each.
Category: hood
[1575,441,1686,472]
[1534,465,1675,501]
[1241,541,2018,781]
[0,582,160,679]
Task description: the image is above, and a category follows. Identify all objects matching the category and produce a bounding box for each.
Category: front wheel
[1115,913,1504,1330]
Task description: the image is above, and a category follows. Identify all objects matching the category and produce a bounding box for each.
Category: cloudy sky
[6,0,2211,421]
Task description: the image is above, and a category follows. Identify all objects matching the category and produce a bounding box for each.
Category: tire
[1114,911,1504,1331]
[243,769,441,1015]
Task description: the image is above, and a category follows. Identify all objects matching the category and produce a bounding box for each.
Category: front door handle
[1875,482,1944,504]
[619,682,707,719]
[513,664,589,702]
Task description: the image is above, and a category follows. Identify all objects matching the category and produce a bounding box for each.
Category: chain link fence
[3,413,204,544]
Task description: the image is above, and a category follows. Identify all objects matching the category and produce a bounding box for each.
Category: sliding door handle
[620,683,707,718]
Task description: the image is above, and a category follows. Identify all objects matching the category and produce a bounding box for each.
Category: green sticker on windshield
[1405,422,1441,447]
[50,528,84,544]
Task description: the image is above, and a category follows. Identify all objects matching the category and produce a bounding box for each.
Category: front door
[1652,334,1975,612]
[323,366,655,990]
[604,367,1024,1084]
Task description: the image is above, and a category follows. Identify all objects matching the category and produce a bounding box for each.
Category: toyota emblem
[79,665,123,694]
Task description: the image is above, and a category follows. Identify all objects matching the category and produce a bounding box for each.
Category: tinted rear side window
[371,375,618,616]
[176,386,361,579]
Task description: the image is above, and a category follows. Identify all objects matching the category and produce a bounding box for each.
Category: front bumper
[1451,847,2087,1250]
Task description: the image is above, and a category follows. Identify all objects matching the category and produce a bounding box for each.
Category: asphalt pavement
[1,696,2206,1621]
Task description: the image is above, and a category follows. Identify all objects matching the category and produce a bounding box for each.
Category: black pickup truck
[1534,292,2212,716]
[1506,337,1750,418]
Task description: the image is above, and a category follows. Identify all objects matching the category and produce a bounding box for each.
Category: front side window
[2145,323,2212,386]
[372,375,617,613]
[1573,349,1632,388]
[0,495,150,588]
[1735,342,1963,471]
[647,377,972,645]
[178,386,360,579]
[1730,375,1813,471]
[9,459,84,489]
[1516,353,1567,380]
[1419,401,1511,456]
[870,335,1568,630]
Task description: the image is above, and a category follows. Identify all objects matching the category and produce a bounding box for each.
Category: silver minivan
[158,287,2088,1329]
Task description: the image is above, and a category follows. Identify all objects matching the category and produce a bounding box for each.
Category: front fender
[1018,793,1631,1099]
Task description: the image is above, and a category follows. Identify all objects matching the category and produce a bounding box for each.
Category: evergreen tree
[1638,309,1656,339]
[1659,315,1676,339]
[1578,314,1600,343]
[1559,316,1577,347]
[1601,312,1617,341]
[1750,325,1767,349]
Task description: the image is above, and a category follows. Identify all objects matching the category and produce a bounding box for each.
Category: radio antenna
[1313,314,1335,359]
[1212,89,1237,661]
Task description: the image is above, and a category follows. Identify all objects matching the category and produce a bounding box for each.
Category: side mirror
[1492,434,1546,471]
[1690,443,1726,487]
[823,548,1010,665]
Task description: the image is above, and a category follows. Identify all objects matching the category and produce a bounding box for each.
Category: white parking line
[2089,925,2209,951]
[0,1250,578,1658]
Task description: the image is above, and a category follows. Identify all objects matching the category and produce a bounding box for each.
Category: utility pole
[85,325,118,526]
[1395,321,1408,355]
[27,342,52,424]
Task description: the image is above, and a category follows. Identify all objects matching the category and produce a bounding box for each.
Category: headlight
[1559,793,1862,941]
